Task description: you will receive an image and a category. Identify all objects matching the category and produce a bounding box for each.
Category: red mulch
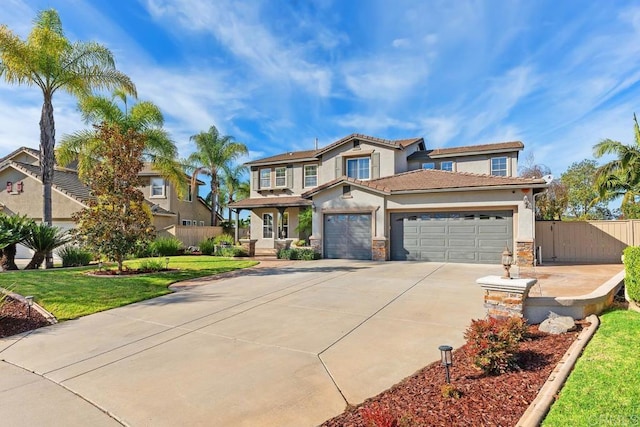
[0,297,50,338]
[322,324,581,427]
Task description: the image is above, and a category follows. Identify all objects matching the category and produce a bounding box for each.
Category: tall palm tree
[221,164,249,221]
[594,114,640,217]
[0,9,135,267]
[57,91,183,191]
[186,126,248,226]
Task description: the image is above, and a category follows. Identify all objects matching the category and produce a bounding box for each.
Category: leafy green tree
[186,126,248,226]
[519,156,568,220]
[560,159,611,219]
[295,207,312,241]
[0,9,135,268]
[23,223,70,269]
[0,214,35,270]
[57,91,182,192]
[594,114,640,218]
[73,123,154,272]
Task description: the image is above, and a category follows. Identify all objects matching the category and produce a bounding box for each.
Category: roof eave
[429,148,524,159]
[246,157,319,167]
[390,182,548,194]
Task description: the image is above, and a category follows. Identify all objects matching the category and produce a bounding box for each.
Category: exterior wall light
[439,344,453,384]
[501,245,513,279]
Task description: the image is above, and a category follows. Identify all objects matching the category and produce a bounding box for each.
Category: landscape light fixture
[439,344,453,384]
[501,245,513,279]
[25,295,34,318]
[165,257,170,269]
[98,261,103,271]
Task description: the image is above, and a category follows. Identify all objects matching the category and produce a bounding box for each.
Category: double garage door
[390,211,513,263]
[324,214,372,260]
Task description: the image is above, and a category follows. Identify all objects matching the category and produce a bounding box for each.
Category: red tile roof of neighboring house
[302,169,546,197]
[229,196,312,209]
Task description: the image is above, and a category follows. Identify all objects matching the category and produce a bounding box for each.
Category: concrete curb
[516,314,599,427]
[0,287,58,325]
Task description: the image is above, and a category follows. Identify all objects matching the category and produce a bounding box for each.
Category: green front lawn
[0,256,258,321]
[543,309,640,426]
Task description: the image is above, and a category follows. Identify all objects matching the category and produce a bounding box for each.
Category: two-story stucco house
[231,134,548,265]
[0,147,213,232]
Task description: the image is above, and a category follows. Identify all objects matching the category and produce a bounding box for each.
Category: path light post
[165,257,170,269]
[501,245,513,279]
[439,345,453,384]
[25,296,34,318]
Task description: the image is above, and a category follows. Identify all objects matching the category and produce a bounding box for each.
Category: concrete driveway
[0,260,499,426]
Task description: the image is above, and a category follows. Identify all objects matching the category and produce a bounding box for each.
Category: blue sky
[1,0,640,179]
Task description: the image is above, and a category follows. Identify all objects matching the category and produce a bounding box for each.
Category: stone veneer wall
[239,239,257,257]
[516,240,535,267]
[372,238,388,261]
[484,290,529,319]
[310,236,322,258]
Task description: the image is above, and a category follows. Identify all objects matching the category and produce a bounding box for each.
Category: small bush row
[276,248,320,260]
[463,316,528,375]
[58,245,93,267]
[624,246,640,302]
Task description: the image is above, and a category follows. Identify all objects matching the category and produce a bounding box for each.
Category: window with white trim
[260,168,271,188]
[150,178,165,197]
[263,213,274,238]
[199,221,205,226]
[440,161,453,171]
[421,162,435,169]
[304,164,318,187]
[346,157,370,180]
[491,157,508,176]
[182,220,191,226]
[275,167,286,187]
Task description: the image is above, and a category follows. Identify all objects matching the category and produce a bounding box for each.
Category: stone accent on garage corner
[372,237,388,261]
[476,276,537,320]
[516,240,535,267]
[310,235,323,258]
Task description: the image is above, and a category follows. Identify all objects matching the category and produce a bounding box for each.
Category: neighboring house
[0,147,213,235]
[231,134,548,265]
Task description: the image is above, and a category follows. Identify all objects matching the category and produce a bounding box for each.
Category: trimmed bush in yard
[150,236,182,256]
[277,248,320,260]
[623,246,640,302]
[58,245,94,267]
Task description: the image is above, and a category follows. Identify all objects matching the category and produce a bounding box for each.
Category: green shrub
[137,258,166,272]
[624,246,640,302]
[149,237,182,256]
[213,234,234,245]
[199,238,216,256]
[57,246,94,267]
[218,246,248,257]
[276,248,319,260]
[463,316,528,375]
[293,239,307,247]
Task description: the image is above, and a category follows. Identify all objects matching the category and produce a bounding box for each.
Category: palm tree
[23,223,71,269]
[186,126,248,226]
[221,164,249,221]
[0,214,35,270]
[0,9,135,267]
[57,91,183,191]
[594,114,640,218]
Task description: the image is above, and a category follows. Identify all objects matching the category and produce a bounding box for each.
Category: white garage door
[390,211,513,263]
[324,214,372,260]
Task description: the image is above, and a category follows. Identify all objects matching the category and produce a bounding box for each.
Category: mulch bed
[0,297,50,338]
[322,324,582,427]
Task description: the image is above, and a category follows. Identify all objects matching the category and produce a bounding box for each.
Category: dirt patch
[0,297,50,338]
[322,324,580,427]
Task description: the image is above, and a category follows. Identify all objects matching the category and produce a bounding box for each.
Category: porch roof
[229,196,312,209]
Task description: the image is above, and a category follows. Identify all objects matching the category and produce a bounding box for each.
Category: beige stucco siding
[320,142,398,181]
[250,207,302,249]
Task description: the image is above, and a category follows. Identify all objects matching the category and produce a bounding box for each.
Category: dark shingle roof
[407,141,524,160]
[229,196,312,209]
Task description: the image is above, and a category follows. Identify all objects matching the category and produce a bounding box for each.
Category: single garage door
[324,213,372,260]
[390,211,513,263]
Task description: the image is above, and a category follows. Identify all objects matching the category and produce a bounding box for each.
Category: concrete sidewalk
[0,260,497,426]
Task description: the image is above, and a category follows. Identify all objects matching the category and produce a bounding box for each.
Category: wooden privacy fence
[535,220,640,264]
[158,225,223,247]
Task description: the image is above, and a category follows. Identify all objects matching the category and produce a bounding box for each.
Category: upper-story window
[346,157,370,180]
[491,157,508,176]
[440,161,453,171]
[150,178,165,197]
[304,164,318,188]
[422,162,435,169]
[275,167,286,187]
[181,184,193,202]
[260,168,271,188]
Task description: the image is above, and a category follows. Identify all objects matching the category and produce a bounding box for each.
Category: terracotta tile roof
[423,141,524,159]
[245,150,318,166]
[303,169,545,197]
[229,196,312,209]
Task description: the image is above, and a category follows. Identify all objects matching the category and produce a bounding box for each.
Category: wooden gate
[535,220,640,263]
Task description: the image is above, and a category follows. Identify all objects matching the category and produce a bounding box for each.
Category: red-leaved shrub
[463,316,528,375]
[360,403,398,427]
